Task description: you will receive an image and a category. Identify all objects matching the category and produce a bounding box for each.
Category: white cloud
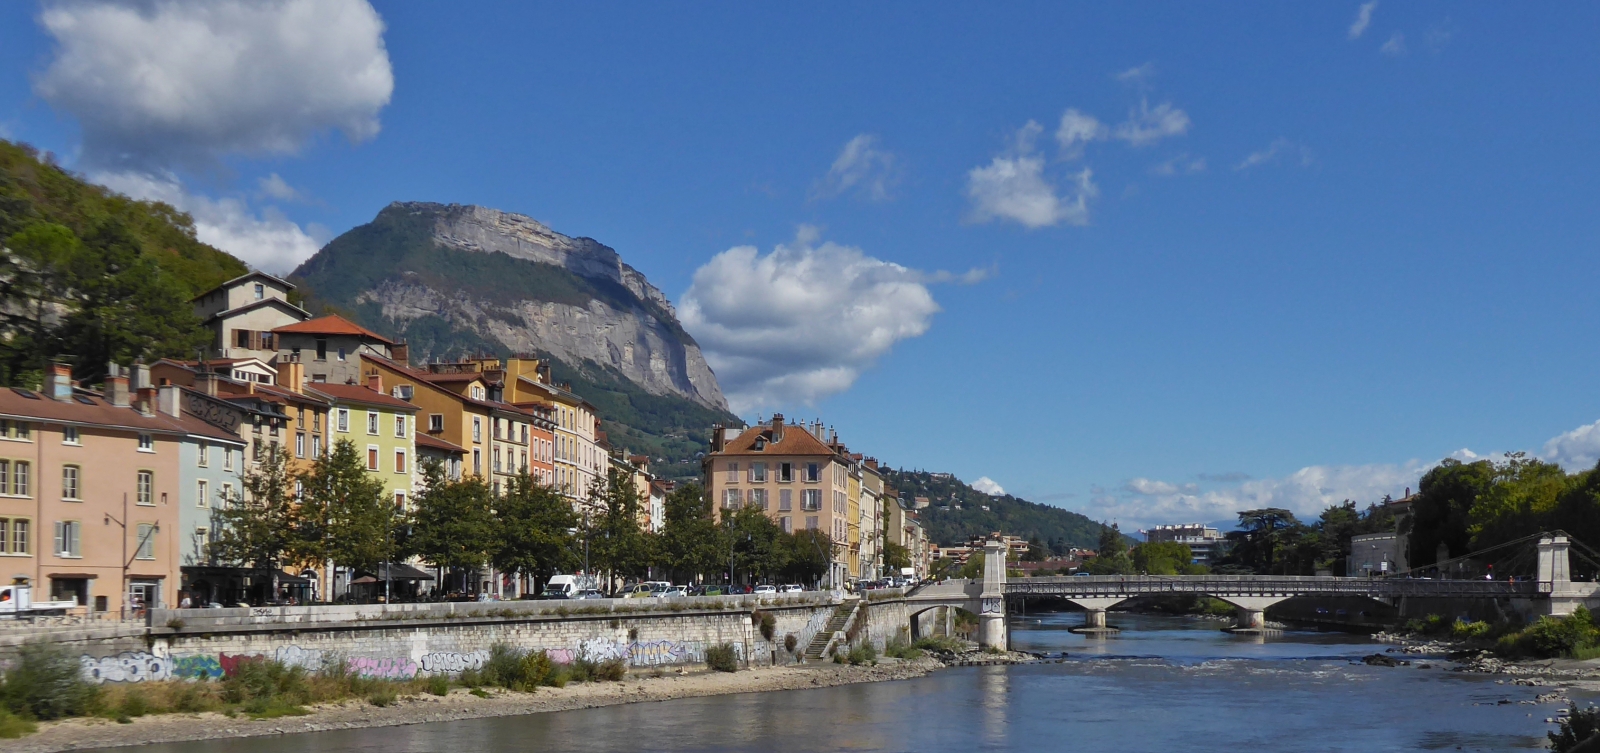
[1234,138,1314,171]
[965,121,1097,229]
[35,0,393,171]
[811,134,897,202]
[1055,109,1107,158]
[681,227,972,411]
[1381,32,1407,56]
[1151,153,1206,176]
[1542,420,1600,470]
[971,477,1006,496]
[1112,99,1191,147]
[95,170,323,273]
[256,173,303,202]
[1113,63,1156,85]
[1349,2,1378,40]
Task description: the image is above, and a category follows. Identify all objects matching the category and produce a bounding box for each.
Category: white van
[540,574,598,599]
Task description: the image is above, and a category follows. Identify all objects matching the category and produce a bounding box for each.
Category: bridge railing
[1008,575,1538,599]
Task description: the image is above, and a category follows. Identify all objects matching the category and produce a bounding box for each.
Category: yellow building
[305,380,418,510]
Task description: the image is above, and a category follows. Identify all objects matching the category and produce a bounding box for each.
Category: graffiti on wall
[173,654,223,680]
[419,650,488,674]
[81,652,174,683]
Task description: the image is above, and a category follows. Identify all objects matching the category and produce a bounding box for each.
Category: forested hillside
[881,468,1118,551]
[0,139,248,385]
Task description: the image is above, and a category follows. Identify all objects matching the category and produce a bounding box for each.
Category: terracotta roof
[362,354,539,417]
[272,314,395,344]
[305,383,417,411]
[0,388,244,444]
[716,422,837,457]
[416,433,467,455]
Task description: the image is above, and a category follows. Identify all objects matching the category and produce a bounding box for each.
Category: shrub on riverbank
[845,644,877,666]
[884,638,922,660]
[0,642,100,721]
[706,644,739,672]
[1550,704,1600,752]
[1498,608,1600,659]
[0,707,38,739]
[912,636,966,653]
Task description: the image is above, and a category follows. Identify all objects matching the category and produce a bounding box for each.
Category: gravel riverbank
[11,657,966,753]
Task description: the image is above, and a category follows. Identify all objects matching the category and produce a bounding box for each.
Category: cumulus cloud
[681,227,980,411]
[811,134,897,202]
[95,170,324,272]
[256,173,304,203]
[965,121,1097,229]
[1380,32,1407,56]
[1235,138,1315,171]
[1349,1,1377,40]
[1113,100,1191,147]
[1542,420,1600,470]
[35,0,393,171]
[1055,109,1107,158]
[971,477,1006,496]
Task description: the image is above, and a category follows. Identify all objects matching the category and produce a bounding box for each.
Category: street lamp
[105,493,159,620]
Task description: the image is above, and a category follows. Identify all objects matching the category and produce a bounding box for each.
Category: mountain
[289,201,740,471]
[880,468,1116,552]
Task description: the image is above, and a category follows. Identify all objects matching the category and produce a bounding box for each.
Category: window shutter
[54,521,63,555]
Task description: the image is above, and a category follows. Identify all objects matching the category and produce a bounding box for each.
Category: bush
[784,634,798,654]
[594,657,627,682]
[912,636,966,653]
[567,657,597,683]
[884,639,922,660]
[1452,620,1492,639]
[478,644,564,691]
[367,688,397,707]
[427,675,450,696]
[753,610,777,641]
[1550,704,1600,752]
[0,642,100,720]
[705,644,739,673]
[1500,608,1600,659]
[846,644,877,666]
[0,707,37,739]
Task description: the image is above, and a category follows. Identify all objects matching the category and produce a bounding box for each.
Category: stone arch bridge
[906,535,1589,649]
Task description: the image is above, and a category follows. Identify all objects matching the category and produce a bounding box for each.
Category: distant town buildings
[1144,524,1228,566]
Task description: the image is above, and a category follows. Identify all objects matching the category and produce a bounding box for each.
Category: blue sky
[3,2,1599,530]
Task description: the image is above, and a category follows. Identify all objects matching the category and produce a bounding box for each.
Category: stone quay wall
[2,593,919,683]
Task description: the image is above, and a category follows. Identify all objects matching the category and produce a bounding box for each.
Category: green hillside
[881,468,1117,552]
[289,204,740,474]
[0,139,249,384]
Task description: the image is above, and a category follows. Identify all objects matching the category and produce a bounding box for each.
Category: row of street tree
[210,441,848,600]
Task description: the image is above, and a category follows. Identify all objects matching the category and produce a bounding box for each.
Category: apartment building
[703,414,855,587]
[859,458,884,580]
[272,314,399,387]
[307,378,419,510]
[495,357,603,505]
[150,358,331,476]
[1145,524,1227,566]
[191,271,311,362]
[0,365,243,613]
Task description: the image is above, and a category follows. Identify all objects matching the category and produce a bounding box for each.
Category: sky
[3,2,1600,532]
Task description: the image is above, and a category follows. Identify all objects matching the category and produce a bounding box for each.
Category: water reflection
[979,664,1009,746]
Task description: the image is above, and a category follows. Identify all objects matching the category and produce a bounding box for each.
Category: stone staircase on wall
[804,599,858,662]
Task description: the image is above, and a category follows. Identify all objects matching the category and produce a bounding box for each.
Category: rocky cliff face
[292,202,729,412]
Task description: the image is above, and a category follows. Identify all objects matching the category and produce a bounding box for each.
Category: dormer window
[254,283,265,300]
[753,437,766,451]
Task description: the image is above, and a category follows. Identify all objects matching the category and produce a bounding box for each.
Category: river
[101,612,1577,752]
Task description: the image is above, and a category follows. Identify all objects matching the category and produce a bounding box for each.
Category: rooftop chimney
[390,342,409,365]
[194,368,219,397]
[771,413,784,444]
[135,386,157,416]
[131,361,150,390]
[367,371,382,392]
[48,362,72,402]
[276,357,304,394]
[157,385,181,417]
[106,372,130,408]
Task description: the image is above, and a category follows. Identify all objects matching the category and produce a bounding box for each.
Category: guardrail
[1007,575,1540,599]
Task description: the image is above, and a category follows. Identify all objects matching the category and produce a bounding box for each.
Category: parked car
[781,584,803,593]
[573,589,606,600]
[753,584,777,595]
[664,586,689,597]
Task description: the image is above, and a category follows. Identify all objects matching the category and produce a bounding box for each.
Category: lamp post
[104,491,159,620]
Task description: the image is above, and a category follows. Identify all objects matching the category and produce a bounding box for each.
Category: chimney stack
[366,371,382,392]
[276,356,304,394]
[771,413,784,444]
[106,371,131,408]
[194,366,219,397]
[157,385,181,417]
[132,361,150,390]
[48,362,72,401]
[136,387,157,416]
[390,342,409,365]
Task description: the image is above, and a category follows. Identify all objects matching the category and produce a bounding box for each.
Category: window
[5,421,30,441]
[751,488,768,509]
[520,425,528,443]
[494,419,502,440]
[805,463,820,482]
[254,282,265,300]
[136,471,154,505]
[780,516,792,533]
[222,482,234,505]
[366,411,379,435]
[394,415,406,438]
[802,489,822,511]
[54,520,81,557]
[473,449,482,476]
[197,440,208,467]
[63,426,80,445]
[472,385,484,400]
[472,417,482,443]
[197,479,209,508]
[0,517,29,554]
[295,432,305,458]
[367,446,379,471]
[395,491,407,509]
[723,488,741,508]
[2,461,29,497]
[750,462,766,482]
[806,516,819,531]
[779,463,793,483]
[337,408,350,433]
[725,462,739,482]
[428,414,444,432]
[337,347,347,362]
[135,523,155,560]
[395,449,407,474]
[223,447,234,471]
[311,436,322,458]
[313,411,322,432]
[61,465,80,500]
[493,448,502,473]
[779,489,793,511]
[520,449,527,472]
[138,433,153,452]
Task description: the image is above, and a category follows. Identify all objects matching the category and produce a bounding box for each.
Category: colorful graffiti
[172,654,222,680]
[81,652,174,683]
[347,656,418,679]
[419,650,488,674]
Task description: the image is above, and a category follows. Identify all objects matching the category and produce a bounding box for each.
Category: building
[495,357,602,505]
[1351,532,1408,575]
[704,414,856,586]
[858,458,884,580]
[272,314,400,387]
[1144,524,1228,566]
[306,378,419,510]
[0,364,243,614]
[884,496,930,579]
[191,271,311,362]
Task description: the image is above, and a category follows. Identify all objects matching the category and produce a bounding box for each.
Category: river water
[107,612,1578,753]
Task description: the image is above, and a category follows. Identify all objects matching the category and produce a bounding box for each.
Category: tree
[1408,458,1494,568]
[295,439,397,595]
[725,504,787,583]
[1469,453,1570,552]
[1131,542,1198,575]
[209,444,296,573]
[781,529,835,586]
[882,541,912,572]
[408,459,495,583]
[1085,523,1134,574]
[584,469,653,588]
[492,470,579,591]
[658,483,724,583]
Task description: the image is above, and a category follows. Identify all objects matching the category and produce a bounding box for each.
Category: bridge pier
[1218,596,1288,636]
[1065,597,1126,635]
[979,540,1008,650]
